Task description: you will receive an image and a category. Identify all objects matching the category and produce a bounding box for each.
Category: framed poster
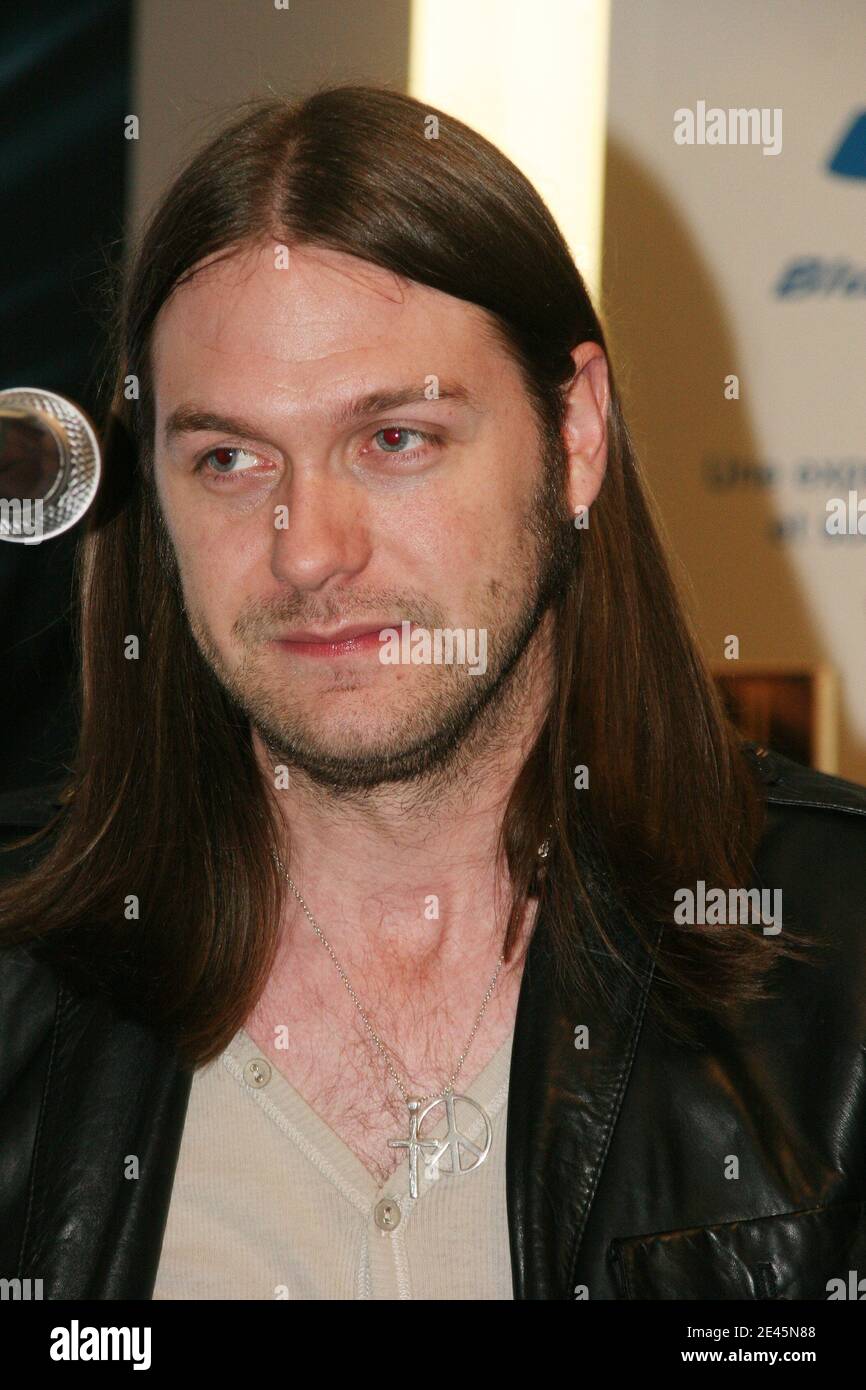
[711,662,838,774]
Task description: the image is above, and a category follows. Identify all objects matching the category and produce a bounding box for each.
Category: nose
[269,468,372,591]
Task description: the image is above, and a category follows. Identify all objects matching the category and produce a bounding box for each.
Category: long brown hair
[0,85,816,1067]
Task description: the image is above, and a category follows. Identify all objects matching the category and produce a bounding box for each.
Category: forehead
[150,242,508,413]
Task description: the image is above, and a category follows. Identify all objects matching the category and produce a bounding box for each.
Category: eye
[195,445,264,477]
[369,426,441,459]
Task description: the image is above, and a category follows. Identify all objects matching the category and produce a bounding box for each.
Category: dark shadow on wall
[600,134,865,782]
[0,0,132,796]
[2,0,417,800]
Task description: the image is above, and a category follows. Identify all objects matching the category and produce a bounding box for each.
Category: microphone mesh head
[0,387,101,542]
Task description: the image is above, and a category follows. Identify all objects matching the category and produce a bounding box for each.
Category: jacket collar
[506,885,663,1299]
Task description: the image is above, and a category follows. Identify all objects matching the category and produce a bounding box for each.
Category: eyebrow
[162,381,481,446]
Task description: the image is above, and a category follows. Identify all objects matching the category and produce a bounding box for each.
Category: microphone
[0,387,101,544]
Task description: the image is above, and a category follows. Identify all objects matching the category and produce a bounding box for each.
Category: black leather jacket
[1,744,865,1300]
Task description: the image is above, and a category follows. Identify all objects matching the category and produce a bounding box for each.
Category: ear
[561,342,609,521]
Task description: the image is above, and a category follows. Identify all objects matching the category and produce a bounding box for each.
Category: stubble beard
[173,438,576,800]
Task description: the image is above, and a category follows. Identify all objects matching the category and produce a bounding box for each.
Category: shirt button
[243,1057,272,1088]
[373,1198,401,1232]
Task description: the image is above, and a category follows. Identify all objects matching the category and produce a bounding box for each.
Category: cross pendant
[388,1098,439,1199]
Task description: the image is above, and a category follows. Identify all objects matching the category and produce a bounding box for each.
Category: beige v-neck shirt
[152,1025,516,1300]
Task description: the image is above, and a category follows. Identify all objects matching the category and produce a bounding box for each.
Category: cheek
[382,503,484,595]
[169,519,249,639]
[425,492,534,581]
[159,477,261,591]
[386,453,534,577]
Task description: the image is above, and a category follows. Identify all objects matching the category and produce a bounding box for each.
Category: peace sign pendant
[388,1093,493,1199]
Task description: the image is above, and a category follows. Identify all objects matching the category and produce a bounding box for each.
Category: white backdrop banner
[605,0,866,779]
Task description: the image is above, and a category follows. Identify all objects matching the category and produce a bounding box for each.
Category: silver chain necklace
[272,843,548,1198]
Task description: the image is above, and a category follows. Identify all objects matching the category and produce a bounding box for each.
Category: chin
[288,717,421,763]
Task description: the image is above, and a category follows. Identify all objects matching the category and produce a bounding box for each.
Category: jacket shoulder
[0,941,60,1045]
[742,742,866,818]
[0,940,61,1271]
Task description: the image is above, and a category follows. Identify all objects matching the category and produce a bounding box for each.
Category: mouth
[269,622,407,659]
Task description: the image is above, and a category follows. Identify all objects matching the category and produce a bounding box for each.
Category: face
[150,241,583,792]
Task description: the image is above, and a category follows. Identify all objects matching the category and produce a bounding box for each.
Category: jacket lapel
[506,886,662,1299]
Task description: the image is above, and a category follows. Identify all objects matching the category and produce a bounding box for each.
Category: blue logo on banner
[827,111,866,179]
[775,259,866,296]
[772,113,866,296]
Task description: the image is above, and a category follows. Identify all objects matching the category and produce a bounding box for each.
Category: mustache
[233,594,446,642]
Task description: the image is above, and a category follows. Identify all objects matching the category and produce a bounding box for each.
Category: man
[1,85,865,1302]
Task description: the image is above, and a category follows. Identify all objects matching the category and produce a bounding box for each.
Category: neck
[253,613,555,971]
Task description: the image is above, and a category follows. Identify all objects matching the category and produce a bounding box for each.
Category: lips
[269,621,403,659]
[274,623,391,643]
